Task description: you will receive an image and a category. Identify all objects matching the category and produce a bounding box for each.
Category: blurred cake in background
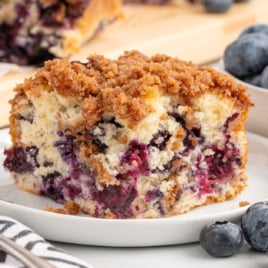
[0,0,122,65]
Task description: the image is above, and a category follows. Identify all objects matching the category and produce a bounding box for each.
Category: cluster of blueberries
[199,201,268,257]
[224,24,268,89]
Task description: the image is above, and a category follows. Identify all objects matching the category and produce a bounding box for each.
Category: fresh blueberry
[260,66,268,89]
[200,221,244,257]
[203,0,233,13]
[242,73,262,87]
[239,24,268,38]
[224,33,268,77]
[241,201,268,252]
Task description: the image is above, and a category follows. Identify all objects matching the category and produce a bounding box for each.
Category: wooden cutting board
[1,0,268,128]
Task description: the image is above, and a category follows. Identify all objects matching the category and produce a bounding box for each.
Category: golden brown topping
[11,50,253,135]
[64,200,81,214]
[160,113,168,120]
[176,127,186,139]
[119,135,128,144]
[44,200,80,215]
[239,200,250,207]
[172,140,182,151]
[82,95,103,129]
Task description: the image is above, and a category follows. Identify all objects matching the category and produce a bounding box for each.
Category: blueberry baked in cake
[4,51,253,219]
[0,0,121,65]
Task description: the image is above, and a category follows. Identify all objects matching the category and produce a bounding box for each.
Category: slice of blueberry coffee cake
[0,0,122,65]
[3,51,253,219]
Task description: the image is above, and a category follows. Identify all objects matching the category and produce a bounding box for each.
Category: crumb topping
[44,200,80,214]
[12,50,253,135]
[239,200,250,207]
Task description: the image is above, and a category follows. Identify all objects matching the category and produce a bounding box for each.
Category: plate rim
[1,129,268,246]
[0,178,253,224]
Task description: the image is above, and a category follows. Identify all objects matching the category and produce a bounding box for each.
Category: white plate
[0,128,268,247]
[212,60,268,138]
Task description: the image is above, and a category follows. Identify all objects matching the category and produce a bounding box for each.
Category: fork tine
[0,234,55,268]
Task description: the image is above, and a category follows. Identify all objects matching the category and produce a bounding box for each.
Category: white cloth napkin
[0,216,94,268]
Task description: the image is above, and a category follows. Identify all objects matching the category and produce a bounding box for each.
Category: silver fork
[0,234,55,268]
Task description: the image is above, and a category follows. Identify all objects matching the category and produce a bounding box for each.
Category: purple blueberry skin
[241,201,268,252]
[3,146,39,173]
[98,184,137,218]
[224,33,268,78]
[41,171,64,203]
[120,140,150,178]
[89,117,122,153]
[149,130,171,150]
[200,221,244,257]
[55,135,76,162]
[55,134,141,218]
